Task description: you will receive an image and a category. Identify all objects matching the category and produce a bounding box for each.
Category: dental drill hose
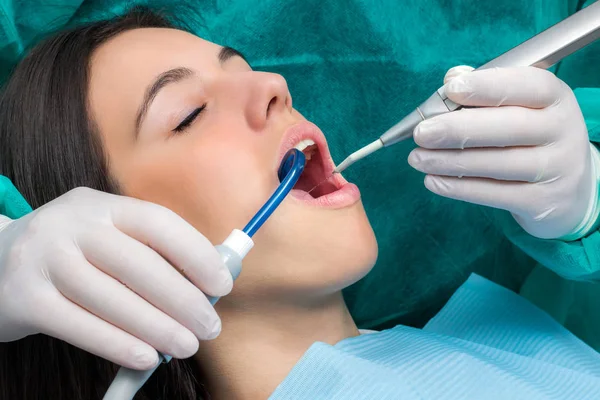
[334,1,600,173]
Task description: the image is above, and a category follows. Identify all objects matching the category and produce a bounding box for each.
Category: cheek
[116,135,280,244]
[194,136,280,239]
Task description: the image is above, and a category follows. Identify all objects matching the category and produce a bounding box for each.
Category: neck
[194,291,358,399]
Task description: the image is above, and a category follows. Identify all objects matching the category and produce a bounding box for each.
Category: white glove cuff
[560,143,600,241]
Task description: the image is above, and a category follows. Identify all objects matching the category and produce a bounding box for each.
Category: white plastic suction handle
[103,230,253,400]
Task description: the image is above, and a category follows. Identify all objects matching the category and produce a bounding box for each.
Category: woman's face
[88,28,377,301]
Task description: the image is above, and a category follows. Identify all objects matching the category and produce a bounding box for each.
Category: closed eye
[173,104,206,133]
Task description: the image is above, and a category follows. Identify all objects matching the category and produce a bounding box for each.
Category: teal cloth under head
[1,0,600,350]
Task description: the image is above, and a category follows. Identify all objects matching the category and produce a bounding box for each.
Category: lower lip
[289,182,361,209]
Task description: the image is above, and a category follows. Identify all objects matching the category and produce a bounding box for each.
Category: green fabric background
[2,0,600,346]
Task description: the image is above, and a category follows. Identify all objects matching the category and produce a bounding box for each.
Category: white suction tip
[222,229,254,259]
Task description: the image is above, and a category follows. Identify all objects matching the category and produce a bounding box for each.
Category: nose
[245,72,292,130]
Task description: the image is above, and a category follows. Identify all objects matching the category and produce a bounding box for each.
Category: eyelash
[173,104,207,133]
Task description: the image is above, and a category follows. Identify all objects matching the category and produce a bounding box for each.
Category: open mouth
[292,139,338,198]
[278,121,360,209]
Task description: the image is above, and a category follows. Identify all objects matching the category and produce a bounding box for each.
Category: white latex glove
[408,65,600,240]
[0,187,233,369]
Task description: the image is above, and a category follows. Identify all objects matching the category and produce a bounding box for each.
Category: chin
[242,199,378,300]
[317,202,378,293]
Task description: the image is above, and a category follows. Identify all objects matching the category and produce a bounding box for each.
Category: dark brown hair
[0,7,208,399]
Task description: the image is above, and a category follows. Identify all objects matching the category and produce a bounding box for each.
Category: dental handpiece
[333,1,600,174]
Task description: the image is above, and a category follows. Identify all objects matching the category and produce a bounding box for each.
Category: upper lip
[277,121,335,175]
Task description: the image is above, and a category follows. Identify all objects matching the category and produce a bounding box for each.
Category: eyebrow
[218,46,248,64]
[134,46,247,135]
[135,67,194,135]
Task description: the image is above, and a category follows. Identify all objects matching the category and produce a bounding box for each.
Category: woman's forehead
[87,28,220,124]
[91,27,221,72]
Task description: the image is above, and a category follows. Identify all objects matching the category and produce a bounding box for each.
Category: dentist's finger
[51,251,200,359]
[423,175,530,215]
[413,106,554,149]
[79,228,222,340]
[109,195,233,297]
[33,290,159,370]
[445,67,562,108]
[408,147,552,183]
[443,65,475,85]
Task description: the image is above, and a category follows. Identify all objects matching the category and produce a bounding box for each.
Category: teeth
[293,139,315,152]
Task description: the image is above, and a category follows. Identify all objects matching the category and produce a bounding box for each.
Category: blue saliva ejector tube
[243,147,306,236]
[103,149,306,400]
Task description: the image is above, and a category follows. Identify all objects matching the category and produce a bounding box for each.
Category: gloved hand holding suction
[408,65,600,240]
[0,187,233,370]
